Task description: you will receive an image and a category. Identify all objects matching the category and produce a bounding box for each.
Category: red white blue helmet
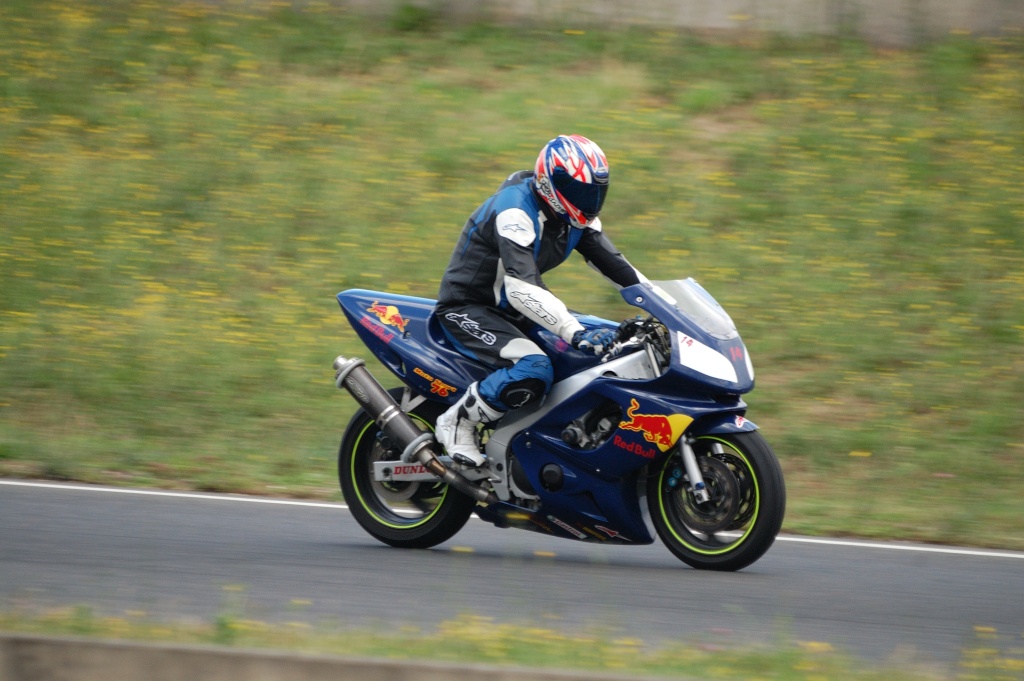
[534,134,609,229]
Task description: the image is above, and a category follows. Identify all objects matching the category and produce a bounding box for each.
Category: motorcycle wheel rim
[656,436,760,556]
[348,418,449,530]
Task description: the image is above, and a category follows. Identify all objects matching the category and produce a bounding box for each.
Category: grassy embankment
[3,607,1023,681]
[2,2,1023,549]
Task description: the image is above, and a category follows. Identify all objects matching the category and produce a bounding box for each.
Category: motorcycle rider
[434,134,650,467]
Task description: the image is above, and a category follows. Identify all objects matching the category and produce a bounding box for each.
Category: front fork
[680,436,711,504]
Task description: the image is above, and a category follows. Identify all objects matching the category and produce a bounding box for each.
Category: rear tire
[339,388,476,549]
[647,431,785,571]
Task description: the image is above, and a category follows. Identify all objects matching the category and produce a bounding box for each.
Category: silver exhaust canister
[333,355,497,505]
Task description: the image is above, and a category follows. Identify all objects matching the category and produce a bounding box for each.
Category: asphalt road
[2,480,1022,669]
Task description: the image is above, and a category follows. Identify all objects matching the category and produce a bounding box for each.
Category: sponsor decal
[735,415,747,428]
[496,210,536,247]
[444,312,497,346]
[430,379,455,397]
[391,463,429,476]
[534,174,566,214]
[359,315,394,344]
[595,525,632,542]
[546,515,587,540]
[345,376,368,403]
[367,301,409,334]
[613,434,656,459]
[618,398,693,453]
[412,367,458,398]
[507,290,557,325]
[528,517,554,533]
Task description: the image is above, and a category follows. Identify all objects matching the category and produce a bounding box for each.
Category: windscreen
[650,278,738,340]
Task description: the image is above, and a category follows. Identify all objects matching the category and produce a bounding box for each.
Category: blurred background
[1,0,1022,550]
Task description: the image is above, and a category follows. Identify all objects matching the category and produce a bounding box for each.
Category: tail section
[337,289,489,405]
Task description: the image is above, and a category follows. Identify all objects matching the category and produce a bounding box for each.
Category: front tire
[339,388,476,549]
[648,431,785,571]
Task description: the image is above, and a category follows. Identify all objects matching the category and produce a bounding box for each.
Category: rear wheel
[339,388,476,548]
[648,431,785,571]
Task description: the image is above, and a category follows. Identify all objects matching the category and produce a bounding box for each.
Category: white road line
[3,479,1022,560]
[775,535,1024,559]
[0,479,349,510]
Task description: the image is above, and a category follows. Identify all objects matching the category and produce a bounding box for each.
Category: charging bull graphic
[367,301,408,334]
[618,398,693,453]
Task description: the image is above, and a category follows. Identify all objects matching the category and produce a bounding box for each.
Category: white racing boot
[435,383,504,467]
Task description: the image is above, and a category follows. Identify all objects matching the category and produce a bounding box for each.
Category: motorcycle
[332,278,785,571]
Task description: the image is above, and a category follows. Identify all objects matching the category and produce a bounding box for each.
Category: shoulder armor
[495,208,536,247]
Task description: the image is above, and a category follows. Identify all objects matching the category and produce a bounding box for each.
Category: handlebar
[599,314,670,370]
[600,335,643,363]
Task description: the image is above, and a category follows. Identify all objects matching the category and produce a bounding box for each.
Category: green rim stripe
[349,417,447,530]
[659,436,760,556]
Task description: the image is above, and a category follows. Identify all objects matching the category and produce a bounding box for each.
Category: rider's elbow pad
[503,276,584,342]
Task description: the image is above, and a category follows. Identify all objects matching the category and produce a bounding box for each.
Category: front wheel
[647,431,786,571]
[339,388,476,549]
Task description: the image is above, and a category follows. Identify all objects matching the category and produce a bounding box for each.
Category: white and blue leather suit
[435,170,646,412]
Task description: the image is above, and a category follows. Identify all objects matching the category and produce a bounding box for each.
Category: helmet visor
[552,173,608,222]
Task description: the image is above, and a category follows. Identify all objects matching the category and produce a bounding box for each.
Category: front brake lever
[601,336,642,363]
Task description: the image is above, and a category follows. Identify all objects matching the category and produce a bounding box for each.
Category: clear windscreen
[650,278,739,340]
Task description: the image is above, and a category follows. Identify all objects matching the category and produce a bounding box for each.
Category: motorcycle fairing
[624,280,755,394]
[492,380,751,545]
[473,472,651,545]
[692,412,760,435]
[339,280,752,405]
[336,289,489,406]
[337,289,619,404]
[338,279,757,545]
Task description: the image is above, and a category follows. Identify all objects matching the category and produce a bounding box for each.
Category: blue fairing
[620,281,755,394]
[337,290,486,406]
[338,279,758,546]
[337,289,616,406]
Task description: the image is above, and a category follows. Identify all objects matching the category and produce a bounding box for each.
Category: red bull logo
[618,398,693,453]
[367,301,408,334]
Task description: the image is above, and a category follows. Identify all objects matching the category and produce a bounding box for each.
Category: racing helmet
[534,134,609,228]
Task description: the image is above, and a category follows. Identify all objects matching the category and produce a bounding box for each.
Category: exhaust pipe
[333,355,497,505]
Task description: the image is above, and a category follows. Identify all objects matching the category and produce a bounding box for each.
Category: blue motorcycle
[332,279,785,571]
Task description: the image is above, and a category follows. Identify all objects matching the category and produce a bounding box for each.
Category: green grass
[4,607,1022,681]
[1,2,1023,549]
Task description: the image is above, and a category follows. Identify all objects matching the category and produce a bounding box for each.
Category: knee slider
[499,354,552,408]
[479,354,552,410]
[499,378,547,409]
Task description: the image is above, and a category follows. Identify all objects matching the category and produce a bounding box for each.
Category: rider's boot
[435,382,504,467]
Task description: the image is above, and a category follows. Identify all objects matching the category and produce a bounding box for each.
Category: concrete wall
[344,0,1024,46]
[0,634,667,681]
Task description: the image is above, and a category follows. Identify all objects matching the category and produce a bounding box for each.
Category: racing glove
[572,328,616,356]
